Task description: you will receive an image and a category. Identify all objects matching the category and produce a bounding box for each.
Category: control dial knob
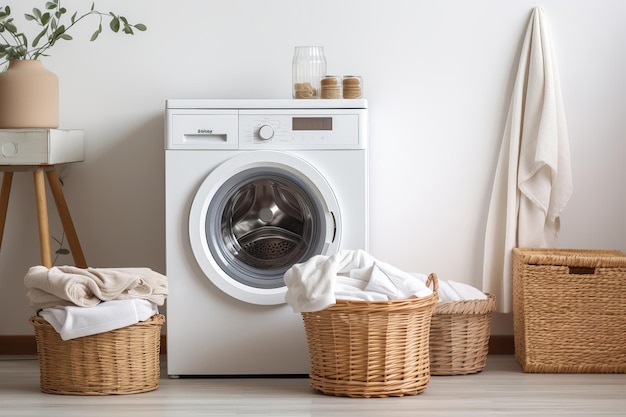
[258,124,275,140]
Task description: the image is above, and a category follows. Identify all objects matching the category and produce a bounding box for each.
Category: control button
[1,142,18,157]
[258,124,274,140]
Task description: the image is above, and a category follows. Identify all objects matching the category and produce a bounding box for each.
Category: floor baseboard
[488,335,515,355]
[0,336,37,355]
[1,335,515,356]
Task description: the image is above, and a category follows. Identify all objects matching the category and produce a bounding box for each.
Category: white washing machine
[165,99,368,376]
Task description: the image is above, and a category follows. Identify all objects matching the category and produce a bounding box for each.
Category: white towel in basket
[410,273,487,302]
[38,299,159,340]
[284,250,433,313]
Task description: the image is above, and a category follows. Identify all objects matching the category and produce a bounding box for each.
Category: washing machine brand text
[198,129,213,134]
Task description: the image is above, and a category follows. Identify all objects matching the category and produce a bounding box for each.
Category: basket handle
[425,273,439,298]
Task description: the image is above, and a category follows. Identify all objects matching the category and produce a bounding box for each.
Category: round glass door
[189,151,341,305]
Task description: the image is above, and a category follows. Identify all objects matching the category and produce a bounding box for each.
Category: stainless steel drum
[207,169,326,289]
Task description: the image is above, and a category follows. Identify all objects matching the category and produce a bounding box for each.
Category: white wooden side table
[0,129,87,268]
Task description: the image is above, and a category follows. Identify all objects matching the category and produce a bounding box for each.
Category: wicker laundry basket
[513,248,626,373]
[301,274,439,398]
[429,294,496,375]
[30,314,165,395]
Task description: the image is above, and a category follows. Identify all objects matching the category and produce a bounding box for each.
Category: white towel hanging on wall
[482,7,573,313]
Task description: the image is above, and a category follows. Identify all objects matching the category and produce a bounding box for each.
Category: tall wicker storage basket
[301,274,438,398]
[30,314,165,395]
[429,294,496,375]
[512,248,626,373]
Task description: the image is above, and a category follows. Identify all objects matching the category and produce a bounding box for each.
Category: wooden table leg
[46,169,87,268]
[33,168,52,268]
[0,172,13,251]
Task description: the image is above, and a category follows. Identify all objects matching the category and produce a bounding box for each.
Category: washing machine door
[189,150,341,305]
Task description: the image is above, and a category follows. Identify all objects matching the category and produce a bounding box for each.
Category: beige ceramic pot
[0,60,59,129]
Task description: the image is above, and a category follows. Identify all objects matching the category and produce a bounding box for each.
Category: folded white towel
[39,299,159,340]
[24,265,168,310]
[284,250,432,313]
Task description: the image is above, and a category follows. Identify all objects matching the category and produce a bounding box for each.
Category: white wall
[1,0,625,336]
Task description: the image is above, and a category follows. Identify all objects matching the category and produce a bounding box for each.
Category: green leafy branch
[0,0,146,67]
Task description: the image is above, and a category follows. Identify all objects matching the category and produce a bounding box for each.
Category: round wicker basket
[429,294,496,375]
[301,273,439,398]
[30,314,164,395]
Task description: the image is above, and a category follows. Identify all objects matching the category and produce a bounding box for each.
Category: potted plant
[0,1,146,128]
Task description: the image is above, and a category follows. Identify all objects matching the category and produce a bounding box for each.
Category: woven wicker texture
[301,274,438,398]
[513,248,626,373]
[30,314,164,395]
[429,294,496,375]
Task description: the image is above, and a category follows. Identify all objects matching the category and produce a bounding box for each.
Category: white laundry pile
[284,250,435,313]
[24,265,168,340]
[284,250,489,313]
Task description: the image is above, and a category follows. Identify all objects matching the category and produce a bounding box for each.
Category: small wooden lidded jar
[342,76,363,99]
[321,76,342,99]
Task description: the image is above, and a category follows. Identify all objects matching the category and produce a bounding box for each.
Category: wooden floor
[1,355,624,416]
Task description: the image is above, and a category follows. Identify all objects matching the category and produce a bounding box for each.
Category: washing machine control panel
[239,109,365,149]
[166,105,367,150]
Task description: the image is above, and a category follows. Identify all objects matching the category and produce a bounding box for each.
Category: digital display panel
[292,117,332,131]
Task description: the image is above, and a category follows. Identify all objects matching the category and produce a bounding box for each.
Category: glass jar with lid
[292,46,327,99]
